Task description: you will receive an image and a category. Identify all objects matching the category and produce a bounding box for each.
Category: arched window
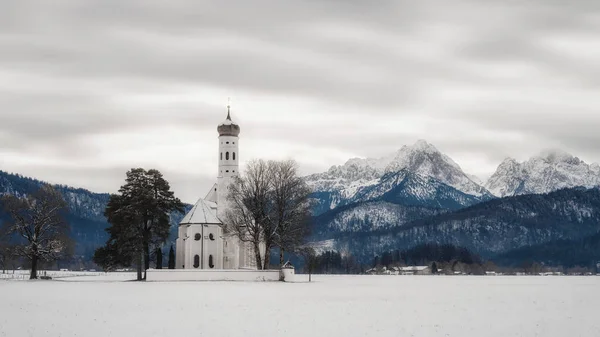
[221,152,223,160]
[209,255,214,268]
[193,255,200,268]
[233,152,236,160]
[194,233,201,241]
[209,233,215,241]
[226,141,229,144]
[226,152,229,160]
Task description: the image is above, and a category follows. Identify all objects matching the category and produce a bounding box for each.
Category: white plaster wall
[217,135,239,220]
[146,269,280,282]
[202,225,223,269]
[175,225,187,269]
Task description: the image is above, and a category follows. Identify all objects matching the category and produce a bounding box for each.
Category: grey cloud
[1,0,599,196]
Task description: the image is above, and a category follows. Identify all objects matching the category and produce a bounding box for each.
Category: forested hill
[331,187,600,263]
[493,231,600,268]
[0,170,187,260]
[0,170,110,220]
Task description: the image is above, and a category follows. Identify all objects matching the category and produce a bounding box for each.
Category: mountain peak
[306,139,492,211]
[486,150,600,197]
[411,139,439,153]
[537,149,579,164]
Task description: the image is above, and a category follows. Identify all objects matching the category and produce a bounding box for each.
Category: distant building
[398,266,431,275]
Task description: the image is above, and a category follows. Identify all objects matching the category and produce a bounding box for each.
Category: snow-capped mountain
[485,150,600,197]
[306,140,493,214]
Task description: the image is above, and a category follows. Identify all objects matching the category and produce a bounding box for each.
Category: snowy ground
[1,275,599,337]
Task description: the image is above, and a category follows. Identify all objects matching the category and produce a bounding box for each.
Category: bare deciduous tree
[226,160,272,269]
[296,246,318,282]
[225,159,312,270]
[1,184,70,279]
[269,160,312,266]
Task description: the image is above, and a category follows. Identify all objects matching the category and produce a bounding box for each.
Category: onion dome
[217,105,240,137]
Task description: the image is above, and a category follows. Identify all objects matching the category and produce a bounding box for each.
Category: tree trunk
[30,255,38,280]
[253,242,263,270]
[279,248,284,267]
[144,242,150,273]
[263,244,271,270]
[137,252,143,281]
[156,248,163,269]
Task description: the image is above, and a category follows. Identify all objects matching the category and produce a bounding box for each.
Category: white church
[174,106,258,270]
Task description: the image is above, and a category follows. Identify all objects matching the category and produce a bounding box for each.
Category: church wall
[146,269,280,282]
[217,134,239,220]
[202,225,223,269]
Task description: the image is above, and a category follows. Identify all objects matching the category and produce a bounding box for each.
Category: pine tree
[168,246,175,269]
[156,247,163,269]
[95,168,184,280]
[431,262,438,274]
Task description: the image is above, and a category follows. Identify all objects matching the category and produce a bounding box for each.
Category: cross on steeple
[226,97,231,120]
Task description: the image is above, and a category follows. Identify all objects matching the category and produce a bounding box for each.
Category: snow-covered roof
[204,183,218,203]
[180,198,220,225]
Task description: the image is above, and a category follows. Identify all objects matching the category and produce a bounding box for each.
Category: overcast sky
[1,0,599,203]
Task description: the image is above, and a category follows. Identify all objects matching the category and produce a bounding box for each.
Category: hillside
[322,187,600,263]
[0,170,187,260]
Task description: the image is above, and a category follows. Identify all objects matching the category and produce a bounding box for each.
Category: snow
[305,140,490,212]
[1,275,599,337]
[180,198,220,224]
[486,151,600,197]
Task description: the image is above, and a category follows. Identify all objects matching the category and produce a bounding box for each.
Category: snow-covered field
[1,275,598,337]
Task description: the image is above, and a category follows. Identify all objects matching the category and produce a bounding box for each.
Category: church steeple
[217,103,240,137]
[216,102,240,220]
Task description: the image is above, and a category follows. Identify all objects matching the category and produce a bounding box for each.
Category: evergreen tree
[95,168,184,280]
[431,262,438,274]
[156,247,163,269]
[168,245,175,269]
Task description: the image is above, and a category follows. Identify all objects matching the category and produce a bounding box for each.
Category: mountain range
[2,139,600,267]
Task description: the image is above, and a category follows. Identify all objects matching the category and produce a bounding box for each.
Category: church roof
[180,198,221,225]
[218,105,240,136]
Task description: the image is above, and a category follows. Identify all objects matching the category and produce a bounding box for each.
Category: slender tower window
[233,152,236,160]
[209,255,214,269]
[226,152,229,160]
[220,152,223,160]
[193,255,200,268]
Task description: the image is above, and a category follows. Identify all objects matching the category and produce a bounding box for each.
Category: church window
[193,255,200,268]
[226,170,229,173]
[220,152,223,160]
[194,233,201,241]
[226,141,229,144]
[226,152,229,160]
[209,255,214,268]
[209,233,215,241]
[233,152,236,160]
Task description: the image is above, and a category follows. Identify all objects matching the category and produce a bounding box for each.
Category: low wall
[146,269,281,282]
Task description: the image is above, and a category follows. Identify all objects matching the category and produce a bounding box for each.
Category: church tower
[216,104,240,220]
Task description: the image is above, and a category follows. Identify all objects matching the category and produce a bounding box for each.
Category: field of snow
[1,275,599,337]
[0,270,132,281]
